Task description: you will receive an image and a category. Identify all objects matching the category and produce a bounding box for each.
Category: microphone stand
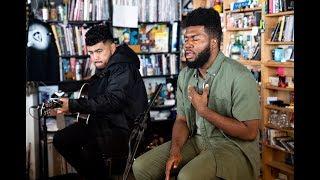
[122,84,163,180]
[38,103,49,180]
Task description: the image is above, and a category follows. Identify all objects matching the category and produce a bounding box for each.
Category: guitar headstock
[44,98,63,109]
[40,99,63,117]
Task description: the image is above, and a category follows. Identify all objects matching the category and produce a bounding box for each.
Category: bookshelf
[222,0,264,179]
[260,0,295,179]
[222,0,295,178]
[222,0,262,88]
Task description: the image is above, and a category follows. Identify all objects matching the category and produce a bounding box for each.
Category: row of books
[67,0,110,21]
[264,128,294,153]
[270,15,294,42]
[51,21,178,57]
[265,0,294,14]
[138,54,178,77]
[59,53,177,81]
[51,24,89,56]
[41,0,182,22]
[60,58,95,81]
[138,0,180,22]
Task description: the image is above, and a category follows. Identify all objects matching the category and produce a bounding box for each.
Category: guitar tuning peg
[42,110,50,116]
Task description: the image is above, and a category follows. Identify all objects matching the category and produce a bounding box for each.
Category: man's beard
[186,46,211,69]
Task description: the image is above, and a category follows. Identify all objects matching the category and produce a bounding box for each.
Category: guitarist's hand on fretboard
[56,98,70,114]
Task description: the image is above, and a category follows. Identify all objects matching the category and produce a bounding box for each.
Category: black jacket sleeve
[68,64,133,114]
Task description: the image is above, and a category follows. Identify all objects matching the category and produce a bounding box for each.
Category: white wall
[26,89,39,180]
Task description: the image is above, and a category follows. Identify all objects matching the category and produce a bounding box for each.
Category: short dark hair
[183,8,222,48]
[85,24,114,46]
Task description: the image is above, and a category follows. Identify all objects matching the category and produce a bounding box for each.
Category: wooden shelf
[265,85,294,91]
[265,11,294,17]
[264,61,294,68]
[265,161,294,174]
[263,143,294,154]
[265,105,294,113]
[265,41,294,45]
[265,123,294,133]
[238,60,261,66]
[226,7,262,13]
[226,27,253,31]
[243,1,295,179]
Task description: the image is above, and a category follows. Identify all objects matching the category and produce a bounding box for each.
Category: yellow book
[50,24,62,56]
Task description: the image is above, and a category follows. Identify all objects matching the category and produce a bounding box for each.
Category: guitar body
[76,83,90,124]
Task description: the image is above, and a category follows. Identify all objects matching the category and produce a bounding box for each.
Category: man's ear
[111,43,116,55]
[210,39,218,50]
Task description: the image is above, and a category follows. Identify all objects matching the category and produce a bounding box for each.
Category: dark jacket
[69,44,148,134]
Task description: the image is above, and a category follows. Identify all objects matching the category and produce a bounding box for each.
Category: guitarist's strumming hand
[56,98,69,114]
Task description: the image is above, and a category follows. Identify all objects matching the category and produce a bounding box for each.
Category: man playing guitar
[51,24,148,180]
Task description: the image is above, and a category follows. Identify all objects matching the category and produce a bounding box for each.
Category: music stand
[122,84,164,180]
